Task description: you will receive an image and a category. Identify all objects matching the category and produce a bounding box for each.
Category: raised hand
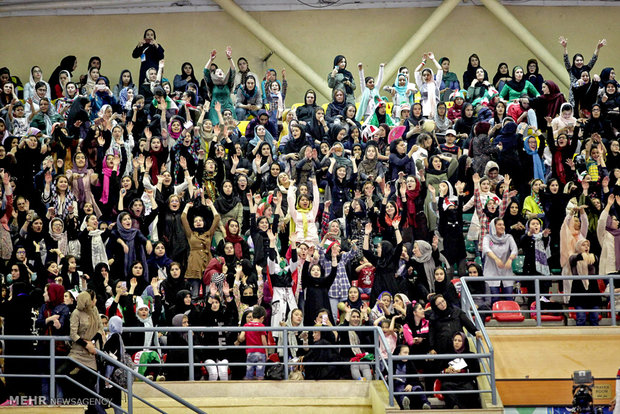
[364,222,373,235]
[225,46,232,59]
[559,36,567,48]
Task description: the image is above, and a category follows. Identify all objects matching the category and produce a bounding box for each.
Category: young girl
[356,62,385,122]
[414,52,442,118]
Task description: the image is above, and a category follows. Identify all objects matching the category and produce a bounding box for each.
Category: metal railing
[0,322,496,410]
[0,335,207,414]
[461,275,619,327]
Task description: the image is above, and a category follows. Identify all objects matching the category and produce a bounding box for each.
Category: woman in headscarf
[295,89,319,125]
[499,66,540,102]
[483,218,518,304]
[560,35,605,104]
[492,62,511,92]
[525,58,544,94]
[203,47,236,125]
[568,239,601,326]
[49,55,77,100]
[325,88,347,124]
[530,80,566,128]
[440,332,482,409]
[428,294,481,355]
[113,69,137,100]
[181,199,220,298]
[235,75,262,121]
[414,52,442,118]
[24,66,51,101]
[328,55,356,104]
[66,291,105,407]
[462,54,488,92]
[213,180,244,245]
[113,211,153,281]
[132,28,165,85]
[572,70,600,118]
[384,72,416,121]
[358,143,385,182]
[173,62,199,93]
[466,67,491,103]
[30,98,64,136]
[363,221,406,304]
[408,237,442,303]
[438,57,460,102]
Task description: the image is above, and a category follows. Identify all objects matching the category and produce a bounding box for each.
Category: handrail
[0,323,495,409]
[461,275,619,327]
[459,279,497,405]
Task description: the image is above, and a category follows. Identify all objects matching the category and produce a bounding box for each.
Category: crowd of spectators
[0,28,618,410]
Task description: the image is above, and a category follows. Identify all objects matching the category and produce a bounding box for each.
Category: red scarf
[225,222,244,259]
[404,181,422,228]
[384,202,402,228]
[100,165,116,204]
[553,148,567,184]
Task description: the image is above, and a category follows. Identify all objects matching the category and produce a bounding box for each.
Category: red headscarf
[45,283,66,318]
[225,221,244,259]
[541,80,566,119]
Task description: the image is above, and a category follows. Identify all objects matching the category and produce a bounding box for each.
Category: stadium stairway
[127,376,503,413]
[127,380,391,414]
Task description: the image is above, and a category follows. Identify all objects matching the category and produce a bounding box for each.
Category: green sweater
[499,81,540,101]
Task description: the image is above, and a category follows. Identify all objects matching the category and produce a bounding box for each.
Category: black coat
[301,261,337,326]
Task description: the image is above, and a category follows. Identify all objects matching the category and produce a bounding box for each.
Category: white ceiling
[0,0,618,17]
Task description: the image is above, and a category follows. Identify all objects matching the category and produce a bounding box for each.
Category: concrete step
[125,380,391,414]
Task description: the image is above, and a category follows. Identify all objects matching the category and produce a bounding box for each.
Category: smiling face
[581,71,590,83]
[310,264,321,278]
[348,287,359,302]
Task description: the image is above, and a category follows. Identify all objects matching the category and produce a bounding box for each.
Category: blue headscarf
[523,136,544,180]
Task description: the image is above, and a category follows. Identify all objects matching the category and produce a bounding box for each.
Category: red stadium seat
[433,379,444,401]
[492,301,525,322]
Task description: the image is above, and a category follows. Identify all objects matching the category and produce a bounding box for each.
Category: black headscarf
[492,62,510,87]
[214,179,240,215]
[506,66,526,93]
[333,55,354,95]
[48,55,77,97]
[570,54,592,80]
[179,62,198,86]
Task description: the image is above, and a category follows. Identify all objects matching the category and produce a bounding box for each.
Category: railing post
[49,337,56,403]
[283,326,289,380]
[127,370,134,413]
[610,277,617,327]
[388,349,394,407]
[534,278,541,326]
[490,351,497,406]
[187,328,195,381]
[373,329,380,380]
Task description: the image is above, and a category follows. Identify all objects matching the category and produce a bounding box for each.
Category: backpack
[111,353,136,389]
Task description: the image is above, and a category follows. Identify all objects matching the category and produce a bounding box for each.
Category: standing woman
[132,28,165,86]
[49,56,78,99]
[414,52,442,118]
[203,47,236,125]
[525,59,544,94]
[113,211,153,281]
[438,57,460,103]
[181,200,221,299]
[24,66,51,101]
[327,55,356,104]
[66,291,105,410]
[67,152,101,217]
[462,54,488,92]
[559,36,605,105]
[482,218,518,304]
[113,69,137,100]
[173,62,199,93]
[499,66,540,102]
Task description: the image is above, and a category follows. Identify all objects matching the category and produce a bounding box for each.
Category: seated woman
[440,332,481,409]
[339,308,373,380]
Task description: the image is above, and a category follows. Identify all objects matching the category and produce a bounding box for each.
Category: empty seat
[492,300,525,322]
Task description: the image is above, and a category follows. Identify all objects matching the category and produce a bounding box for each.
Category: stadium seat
[465,240,477,254]
[451,278,462,296]
[433,379,444,401]
[492,300,525,322]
